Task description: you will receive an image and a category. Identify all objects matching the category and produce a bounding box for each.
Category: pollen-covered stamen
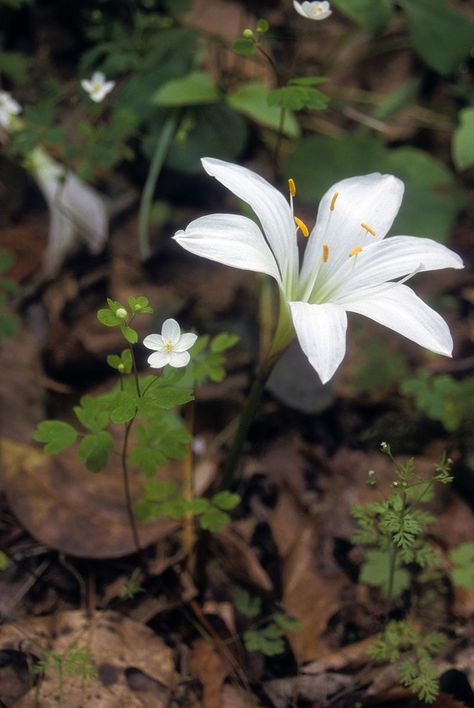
[163,341,174,352]
[288,178,296,198]
[361,223,377,237]
[322,243,329,262]
[294,216,309,237]
[330,192,339,211]
[349,246,363,257]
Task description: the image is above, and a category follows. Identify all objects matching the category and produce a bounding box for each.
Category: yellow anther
[288,178,296,197]
[294,216,309,237]
[330,192,339,211]
[349,246,363,257]
[322,243,329,262]
[361,223,377,236]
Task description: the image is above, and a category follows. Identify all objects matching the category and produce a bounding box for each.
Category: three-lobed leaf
[33,420,77,454]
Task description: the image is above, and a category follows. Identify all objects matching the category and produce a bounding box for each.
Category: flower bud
[116,307,128,320]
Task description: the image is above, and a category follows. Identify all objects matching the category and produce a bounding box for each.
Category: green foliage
[0,551,9,571]
[268,85,329,112]
[333,0,394,33]
[400,371,474,432]
[359,549,410,596]
[399,0,474,75]
[227,82,300,139]
[119,569,144,599]
[452,107,474,172]
[0,249,19,341]
[234,588,262,618]
[78,431,114,472]
[152,72,219,107]
[35,642,96,681]
[190,332,239,384]
[33,421,78,454]
[449,543,474,591]
[234,589,301,657]
[284,134,465,243]
[369,621,445,703]
[352,340,408,396]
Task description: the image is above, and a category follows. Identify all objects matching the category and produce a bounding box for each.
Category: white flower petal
[329,236,464,301]
[175,332,198,352]
[169,351,191,368]
[300,173,404,296]
[148,351,171,368]
[201,158,297,288]
[174,213,282,285]
[81,79,92,92]
[92,71,105,83]
[289,300,348,384]
[342,282,454,356]
[162,318,181,344]
[294,1,332,20]
[143,334,164,351]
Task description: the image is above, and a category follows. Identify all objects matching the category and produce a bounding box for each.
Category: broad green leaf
[140,386,194,410]
[129,446,167,475]
[233,37,256,57]
[273,614,301,631]
[152,71,219,107]
[227,82,300,139]
[128,295,153,313]
[74,395,109,432]
[185,498,209,514]
[212,491,240,510]
[333,0,394,32]
[449,542,474,566]
[33,420,77,454]
[200,507,230,533]
[163,103,248,173]
[110,392,137,424]
[234,588,261,618]
[243,627,285,656]
[120,325,138,344]
[360,549,410,597]
[78,431,114,472]
[400,0,474,75]
[97,309,120,327]
[452,107,474,171]
[268,86,329,111]
[210,333,239,353]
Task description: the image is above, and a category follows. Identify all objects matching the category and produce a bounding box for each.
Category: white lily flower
[293,1,332,21]
[81,71,115,103]
[0,91,21,129]
[29,147,108,276]
[144,319,197,368]
[174,158,464,384]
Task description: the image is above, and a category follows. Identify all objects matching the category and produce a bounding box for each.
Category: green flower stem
[385,490,407,615]
[121,417,144,566]
[218,367,269,491]
[138,113,178,260]
[128,342,141,398]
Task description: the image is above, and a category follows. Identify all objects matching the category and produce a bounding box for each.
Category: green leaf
[129,446,167,475]
[110,391,137,424]
[200,507,230,533]
[128,295,153,314]
[273,613,301,631]
[452,107,474,171]
[140,386,194,411]
[359,549,410,597]
[152,71,219,106]
[78,431,114,472]
[333,0,394,32]
[97,309,120,327]
[212,491,240,510]
[227,82,300,139]
[399,0,474,75]
[107,349,133,374]
[268,86,329,111]
[74,395,109,432]
[33,420,77,454]
[449,542,474,566]
[120,325,138,344]
[234,588,261,617]
[243,627,285,656]
[233,37,256,57]
[0,551,9,571]
[289,76,328,86]
[210,332,239,353]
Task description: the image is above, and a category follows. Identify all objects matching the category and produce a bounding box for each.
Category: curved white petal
[300,173,404,298]
[201,158,297,289]
[148,351,170,368]
[329,236,464,301]
[174,213,282,285]
[81,79,92,92]
[293,1,307,16]
[92,72,105,83]
[175,333,198,352]
[143,334,164,351]
[289,301,348,384]
[341,282,453,356]
[162,318,181,344]
[169,351,191,368]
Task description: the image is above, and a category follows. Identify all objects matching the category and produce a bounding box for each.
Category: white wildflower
[293,1,332,21]
[81,72,115,103]
[144,318,197,368]
[0,91,21,129]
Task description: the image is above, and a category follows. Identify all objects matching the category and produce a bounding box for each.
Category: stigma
[294,216,309,237]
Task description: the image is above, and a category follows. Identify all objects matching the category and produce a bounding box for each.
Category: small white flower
[81,71,115,103]
[144,319,197,369]
[0,91,21,129]
[174,158,464,384]
[293,1,332,20]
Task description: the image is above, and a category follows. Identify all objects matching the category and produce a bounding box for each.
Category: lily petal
[300,173,404,297]
[289,300,348,383]
[169,351,191,368]
[174,213,282,285]
[175,333,198,352]
[162,318,181,344]
[143,334,164,351]
[148,351,171,368]
[330,236,464,301]
[342,282,454,356]
[201,158,297,288]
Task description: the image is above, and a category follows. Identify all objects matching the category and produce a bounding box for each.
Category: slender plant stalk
[138,113,178,260]
[183,404,196,574]
[121,418,142,555]
[385,545,399,615]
